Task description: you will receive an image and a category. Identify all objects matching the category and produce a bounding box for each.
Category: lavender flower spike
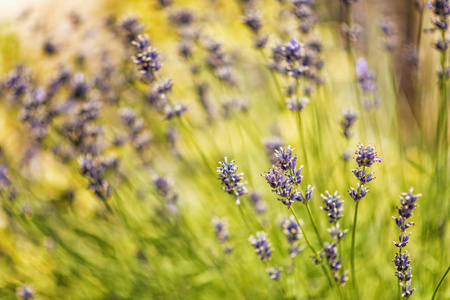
[354,143,383,167]
[267,266,283,281]
[392,188,421,298]
[249,231,273,262]
[217,157,248,204]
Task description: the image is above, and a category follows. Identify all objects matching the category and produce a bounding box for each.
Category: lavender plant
[262,146,334,288]
[392,188,421,298]
[0,0,449,299]
[319,191,349,287]
[349,143,382,297]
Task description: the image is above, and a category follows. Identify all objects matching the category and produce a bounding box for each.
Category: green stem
[290,206,334,289]
[290,206,317,256]
[351,200,360,299]
[238,203,253,233]
[432,264,450,300]
[305,202,323,246]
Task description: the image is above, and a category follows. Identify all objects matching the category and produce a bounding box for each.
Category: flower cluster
[320,191,344,223]
[355,58,380,109]
[242,10,268,49]
[341,109,358,139]
[203,38,235,85]
[249,230,280,281]
[131,34,161,81]
[262,146,314,207]
[287,95,309,112]
[217,157,248,204]
[292,0,318,34]
[348,143,382,202]
[428,0,450,31]
[266,266,283,281]
[249,191,267,214]
[120,108,152,152]
[152,175,179,215]
[281,216,305,258]
[392,188,421,298]
[380,19,398,51]
[119,15,144,43]
[249,231,273,262]
[17,284,35,300]
[318,191,349,285]
[78,154,112,201]
[212,216,233,254]
[212,216,230,243]
[131,34,189,120]
[0,165,11,189]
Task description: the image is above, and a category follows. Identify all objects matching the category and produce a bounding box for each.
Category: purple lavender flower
[243,11,263,32]
[119,16,144,43]
[152,175,179,214]
[380,20,398,51]
[249,191,267,214]
[341,109,358,139]
[217,157,248,204]
[351,167,375,184]
[131,34,150,50]
[254,34,269,49]
[164,103,190,120]
[354,143,383,168]
[262,146,313,207]
[0,165,12,188]
[281,215,302,243]
[152,175,172,196]
[212,216,230,243]
[348,183,369,202]
[70,72,89,100]
[78,154,111,201]
[266,266,283,280]
[43,38,58,56]
[392,188,420,298]
[249,231,273,262]
[132,44,161,80]
[168,9,195,28]
[287,96,309,112]
[320,191,344,223]
[17,284,35,300]
[328,224,348,241]
[393,188,421,228]
[355,58,377,94]
[319,190,349,286]
[281,216,305,258]
[274,145,297,171]
[428,0,450,18]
